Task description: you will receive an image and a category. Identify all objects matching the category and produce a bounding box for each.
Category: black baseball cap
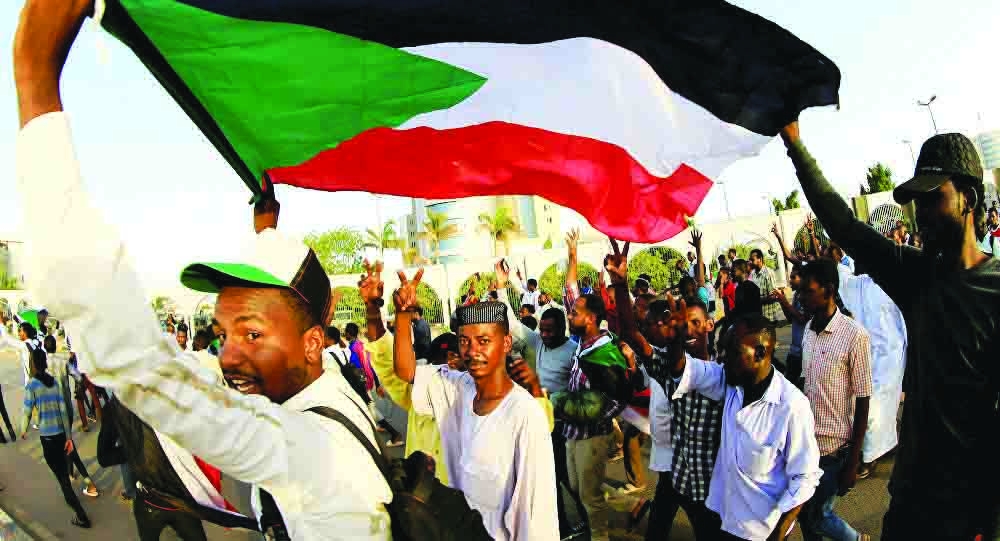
[894,133,984,204]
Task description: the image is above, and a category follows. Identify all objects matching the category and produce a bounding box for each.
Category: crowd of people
[5,0,1000,540]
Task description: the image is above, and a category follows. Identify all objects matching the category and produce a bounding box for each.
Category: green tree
[418,210,459,264]
[151,296,176,318]
[303,227,366,275]
[330,286,366,327]
[478,207,520,256]
[538,263,599,304]
[772,189,802,213]
[628,250,676,292]
[363,220,404,259]
[861,163,895,195]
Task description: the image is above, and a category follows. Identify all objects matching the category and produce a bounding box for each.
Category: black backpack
[330,349,371,405]
[260,400,494,541]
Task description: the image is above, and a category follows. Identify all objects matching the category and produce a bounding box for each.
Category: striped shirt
[802,309,873,455]
[23,378,69,437]
[751,266,783,322]
[643,347,722,502]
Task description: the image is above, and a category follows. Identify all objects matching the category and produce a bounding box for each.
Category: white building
[404,196,563,264]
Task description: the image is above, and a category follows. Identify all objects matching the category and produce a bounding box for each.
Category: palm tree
[478,207,520,256]
[418,210,458,264]
[363,220,404,258]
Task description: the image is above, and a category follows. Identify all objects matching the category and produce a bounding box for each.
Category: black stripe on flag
[177,0,840,135]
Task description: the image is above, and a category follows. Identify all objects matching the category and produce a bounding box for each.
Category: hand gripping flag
[98,0,840,242]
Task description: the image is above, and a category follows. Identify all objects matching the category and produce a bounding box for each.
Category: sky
[1,0,999,299]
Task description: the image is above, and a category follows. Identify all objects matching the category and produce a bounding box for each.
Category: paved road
[0,325,896,540]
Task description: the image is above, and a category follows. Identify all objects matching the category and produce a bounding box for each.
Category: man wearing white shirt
[672,312,822,541]
[515,269,541,311]
[392,270,559,541]
[494,260,582,537]
[13,4,392,537]
[0,313,21,441]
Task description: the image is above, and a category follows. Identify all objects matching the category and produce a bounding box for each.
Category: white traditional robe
[837,265,907,462]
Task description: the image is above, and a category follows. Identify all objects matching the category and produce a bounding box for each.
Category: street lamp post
[902,139,916,168]
[917,95,939,134]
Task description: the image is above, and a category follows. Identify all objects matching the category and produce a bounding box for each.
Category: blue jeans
[800,448,858,541]
[120,463,136,499]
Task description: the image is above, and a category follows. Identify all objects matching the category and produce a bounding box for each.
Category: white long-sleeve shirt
[412,364,558,541]
[16,112,391,540]
[673,358,821,541]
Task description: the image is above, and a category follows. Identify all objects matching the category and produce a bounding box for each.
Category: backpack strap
[307,404,392,484]
[257,397,392,540]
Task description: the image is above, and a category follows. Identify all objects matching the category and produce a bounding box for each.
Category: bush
[538,263,599,304]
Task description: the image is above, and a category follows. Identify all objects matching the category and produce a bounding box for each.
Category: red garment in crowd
[194,456,240,513]
[721,281,737,313]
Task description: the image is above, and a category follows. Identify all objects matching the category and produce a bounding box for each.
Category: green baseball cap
[180,229,332,325]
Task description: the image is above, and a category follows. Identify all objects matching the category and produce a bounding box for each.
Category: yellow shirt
[366,333,554,487]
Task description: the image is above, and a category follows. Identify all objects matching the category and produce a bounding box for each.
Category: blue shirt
[23,378,69,437]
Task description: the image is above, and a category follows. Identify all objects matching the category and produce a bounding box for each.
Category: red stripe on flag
[266,122,713,243]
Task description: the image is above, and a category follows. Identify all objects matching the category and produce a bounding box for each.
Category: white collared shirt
[673,358,821,541]
[647,377,673,472]
[16,113,392,540]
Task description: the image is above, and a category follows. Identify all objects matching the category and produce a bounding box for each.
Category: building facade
[402,196,562,264]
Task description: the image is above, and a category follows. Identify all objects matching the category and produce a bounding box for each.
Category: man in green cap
[13,1,392,537]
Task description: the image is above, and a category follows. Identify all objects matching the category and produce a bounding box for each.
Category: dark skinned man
[782,120,1000,540]
[796,260,872,541]
[553,230,632,541]
[13,3,391,536]
[607,238,723,541]
[669,306,821,541]
[390,268,558,541]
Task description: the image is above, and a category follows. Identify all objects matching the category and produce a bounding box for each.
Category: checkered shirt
[802,309,873,455]
[642,346,722,502]
[751,267,783,322]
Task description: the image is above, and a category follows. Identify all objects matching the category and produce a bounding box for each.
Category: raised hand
[663,293,689,345]
[805,214,815,232]
[605,237,630,285]
[770,223,780,238]
[689,229,703,250]
[358,260,385,306]
[566,229,580,260]
[392,269,425,313]
[495,259,510,288]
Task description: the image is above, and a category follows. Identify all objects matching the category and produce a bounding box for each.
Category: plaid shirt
[561,283,628,440]
[751,266,782,322]
[802,309,873,455]
[642,346,722,502]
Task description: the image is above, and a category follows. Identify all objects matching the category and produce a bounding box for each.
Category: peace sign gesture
[605,237,631,285]
[662,293,689,345]
[359,259,385,306]
[393,269,425,313]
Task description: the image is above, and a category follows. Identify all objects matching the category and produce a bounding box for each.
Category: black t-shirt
[788,139,1000,508]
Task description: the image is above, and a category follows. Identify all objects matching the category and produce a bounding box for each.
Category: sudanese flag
[97,0,840,242]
